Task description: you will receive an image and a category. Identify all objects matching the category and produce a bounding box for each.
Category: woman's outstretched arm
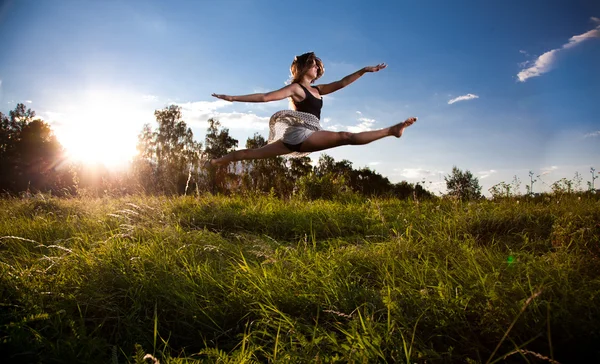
[212,83,301,103]
[316,63,387,96]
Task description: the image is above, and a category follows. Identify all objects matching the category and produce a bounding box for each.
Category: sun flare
[50,90,153,168]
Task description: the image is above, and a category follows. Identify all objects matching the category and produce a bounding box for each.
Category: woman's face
[307,60,319,80]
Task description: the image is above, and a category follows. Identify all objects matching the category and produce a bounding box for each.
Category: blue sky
[1,0,599,195]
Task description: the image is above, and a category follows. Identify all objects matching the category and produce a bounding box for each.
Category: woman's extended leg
[299,117,417,153]
[208,140,292,166]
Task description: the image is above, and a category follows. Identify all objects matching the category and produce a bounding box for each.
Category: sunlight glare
[54,90,152,168]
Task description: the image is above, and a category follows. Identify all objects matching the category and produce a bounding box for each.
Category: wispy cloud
[348,117,375,133]
[177,100,269,131]
[323,117,331,123]
[478,169,497,179]
[540,166,558,176]
[25,100,32,104]
[325,123,343,131]
[448,94,479,105]
[177,100,230,114]
[243,96,289,111]
[395,167,443,179]
[584,130,600,138]
[518,17,600,82]
[369,161,381,166]
[346,111,376,132]
[142,94,158,101]
[39,111,67,127]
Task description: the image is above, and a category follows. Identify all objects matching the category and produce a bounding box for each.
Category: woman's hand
[363,63,387,73]
[212,93,234,101]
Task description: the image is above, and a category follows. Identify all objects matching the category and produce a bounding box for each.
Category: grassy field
[1,193,599,363]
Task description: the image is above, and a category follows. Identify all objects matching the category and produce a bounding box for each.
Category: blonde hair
[290,52,324,84]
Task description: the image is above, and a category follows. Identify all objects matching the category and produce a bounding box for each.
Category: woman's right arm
[212,84,300,103]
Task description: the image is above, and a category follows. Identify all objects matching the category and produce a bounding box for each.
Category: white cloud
[323,117,331,123]
[395,168,443,179]
[517,49,560,82]
[518,18,600,82]
[369,161,381,166]
[478,169,497,179]
[356,111,362,115]
[326,123,343,131]
[177,100,230,115]
[142,94,158,101]
[214,112,269,130]
[26,100,32,104]
[243,98,289,111]
[176,100,271,130]
[584,130,600,138]
[540,166,558,176]
[448,93,479,104]
[322,94,335,102]
[347,117,375,133]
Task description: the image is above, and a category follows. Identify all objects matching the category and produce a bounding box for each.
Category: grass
[1,193,599,363]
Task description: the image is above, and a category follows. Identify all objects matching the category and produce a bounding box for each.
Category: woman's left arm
[315,63,387,95]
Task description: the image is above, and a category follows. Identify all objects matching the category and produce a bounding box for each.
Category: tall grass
[1,193,598,363]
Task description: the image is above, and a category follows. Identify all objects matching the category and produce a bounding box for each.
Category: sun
[59,120,138,167]
[51,90,153,168]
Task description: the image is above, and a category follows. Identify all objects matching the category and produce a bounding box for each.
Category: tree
[353,167,394,196]
[315,154,336,176]
[288,156,313,180]
[203,118,238,194]
[444,166,482,201]
[240,133,289,196]
[0,103,74,195]
[133,105,201,194]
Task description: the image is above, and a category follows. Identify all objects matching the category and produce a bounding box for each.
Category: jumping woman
[208,52,417,166]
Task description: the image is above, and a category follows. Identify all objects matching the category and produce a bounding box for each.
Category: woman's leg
[208,140,292,166]
[299,117,417,153]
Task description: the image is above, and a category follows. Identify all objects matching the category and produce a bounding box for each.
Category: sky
[1,0,599,195]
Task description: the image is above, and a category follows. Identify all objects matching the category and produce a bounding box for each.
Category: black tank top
[292,83,323,120]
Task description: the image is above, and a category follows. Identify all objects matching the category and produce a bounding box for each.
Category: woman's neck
[298,76,313,87]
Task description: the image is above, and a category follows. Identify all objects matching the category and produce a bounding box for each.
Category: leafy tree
[315,154,336,177]
[203,118,238,194]
[444,166,482,201]
[0,103,74,195]
[240,133,289,196]
[353,167,393,196]
[133,105,201,194]
[288,156,313,180]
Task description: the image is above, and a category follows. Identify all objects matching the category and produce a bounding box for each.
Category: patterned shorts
[268,110,323,158]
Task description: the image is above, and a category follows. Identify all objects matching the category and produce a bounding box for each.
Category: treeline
[0,103,435,200]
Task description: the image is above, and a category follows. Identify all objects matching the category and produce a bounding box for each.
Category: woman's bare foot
[389,117,417,138]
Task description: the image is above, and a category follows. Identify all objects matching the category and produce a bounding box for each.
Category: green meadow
[1,194,599,363]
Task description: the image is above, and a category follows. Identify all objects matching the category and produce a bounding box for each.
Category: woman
[209,52,416,166]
